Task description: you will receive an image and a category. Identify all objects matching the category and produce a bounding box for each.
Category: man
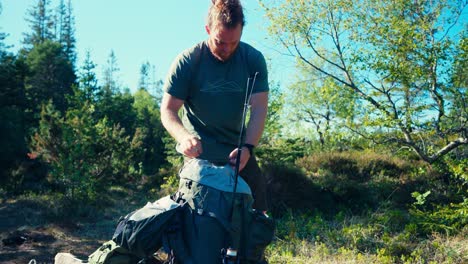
[160,0,269,211]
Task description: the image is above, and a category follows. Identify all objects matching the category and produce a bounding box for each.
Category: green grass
[261,150,467,263]
[266,211,468,264]
[2,150,466,263]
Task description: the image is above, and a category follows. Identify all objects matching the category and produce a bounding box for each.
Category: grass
[261,150,467,264]
[266,211,468,264]
[2,150,466,263]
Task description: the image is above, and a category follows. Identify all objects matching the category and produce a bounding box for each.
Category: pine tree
[79,50,99,101]
[55,0,76,66]
[138,61,163,104]
[0,32,29,189]
[133,89,167,175]
[23,0,55,48]
[54,0,64,43]
[25,40,76,115]
[102,50,120,94]
[0,2,9,59]
[138,61,151,91]
[0,32,7,60]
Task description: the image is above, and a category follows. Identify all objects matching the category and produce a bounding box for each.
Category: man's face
[206,23,242,62]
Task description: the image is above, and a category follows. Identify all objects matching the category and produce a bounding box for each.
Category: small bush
[293,151,446,214]
[263,162,335,217]
[409,198,468,236]
[296,151,415,182]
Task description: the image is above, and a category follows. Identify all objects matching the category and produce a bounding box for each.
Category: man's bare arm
[229,91,268,170]
[245,91,268,146]
[160,92,202,158]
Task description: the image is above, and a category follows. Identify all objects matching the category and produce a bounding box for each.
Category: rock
[54,253,86,264]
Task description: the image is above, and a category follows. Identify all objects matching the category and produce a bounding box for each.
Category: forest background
[0,0,467,263]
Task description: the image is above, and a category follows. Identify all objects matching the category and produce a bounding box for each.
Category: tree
[102,50,120,94]
[0,12,9,59]
[31,100,138,201]
[260,82,285,143]
[79,50,99,102]
[23,0,55,48]
[0,33,29,188]
[138,61,163,103]
[55,0,76,65]
[286,65,358,149]
[133,88,167,175]
[138,61,151,91]
[260,0,468,163]
[451,31,468,123]
[24,40,76,115]
[95,90,137,137]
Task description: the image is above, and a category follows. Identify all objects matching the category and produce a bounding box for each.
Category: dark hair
[207,0,245,29]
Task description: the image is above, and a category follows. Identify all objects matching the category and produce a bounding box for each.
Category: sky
[0,0,293,92]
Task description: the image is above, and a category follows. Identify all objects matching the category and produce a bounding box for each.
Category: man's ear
[205,25,211,35]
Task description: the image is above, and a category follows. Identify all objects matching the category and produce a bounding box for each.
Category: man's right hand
[176,136,203,158]
[161,93,203,158]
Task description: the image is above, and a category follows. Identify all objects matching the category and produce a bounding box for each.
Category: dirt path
[0,200,103,263]
[0,190,149,264]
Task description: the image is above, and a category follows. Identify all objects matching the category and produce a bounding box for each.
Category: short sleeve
[251,51,269,94]
[163,52,191,100]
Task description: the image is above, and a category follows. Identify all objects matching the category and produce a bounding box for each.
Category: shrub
[409,198,468,236]
[263,162,335,216]
[31,102,140,204]
[293,151,446,214]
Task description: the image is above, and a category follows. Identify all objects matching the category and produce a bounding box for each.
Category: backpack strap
[194,207,234,233]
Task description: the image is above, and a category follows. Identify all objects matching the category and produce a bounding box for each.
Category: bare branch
[427,137,468,163]
[302,17,345,72]
[292,36,350,88]
[439,1,468,41]
[364,78,400,120]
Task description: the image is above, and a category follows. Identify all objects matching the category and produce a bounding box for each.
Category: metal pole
[225,72,259,264]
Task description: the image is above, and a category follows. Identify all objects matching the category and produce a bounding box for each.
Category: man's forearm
[244,92,268,146]
[160,93,193,144]
[161,109,192,144]
[245,108,267,146]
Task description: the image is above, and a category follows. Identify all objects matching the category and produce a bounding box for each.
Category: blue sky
[0,0,292,92]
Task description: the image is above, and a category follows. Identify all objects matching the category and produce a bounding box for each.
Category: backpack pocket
[88,240,140,264]
[243,211,275,262]
[112,196,182,259]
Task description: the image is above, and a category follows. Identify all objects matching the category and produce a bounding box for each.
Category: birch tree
[260,0,467,163]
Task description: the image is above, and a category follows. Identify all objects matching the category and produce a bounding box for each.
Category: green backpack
[88,160,275,264]
[173,159,275,264]
[88,196,184,264]
[88,240,140,264]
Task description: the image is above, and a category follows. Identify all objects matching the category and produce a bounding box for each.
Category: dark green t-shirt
[163,40,269,163]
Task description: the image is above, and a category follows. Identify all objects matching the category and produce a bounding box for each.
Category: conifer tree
[25,40,75,115]
[0,12,29,189]
[79,50,99,101]
[55,0,76,65]
[23,0,55,48]
[102,50,120,94]
[138,61,151,91]
[138,61,163,104]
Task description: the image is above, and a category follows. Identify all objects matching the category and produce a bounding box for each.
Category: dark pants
[240,155,269,211]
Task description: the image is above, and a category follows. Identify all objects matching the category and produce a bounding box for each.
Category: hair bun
[207,0,244,28]
[212,0,240,7]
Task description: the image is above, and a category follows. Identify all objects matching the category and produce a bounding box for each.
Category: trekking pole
[224,72,259,264]
[232,72,258,199]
